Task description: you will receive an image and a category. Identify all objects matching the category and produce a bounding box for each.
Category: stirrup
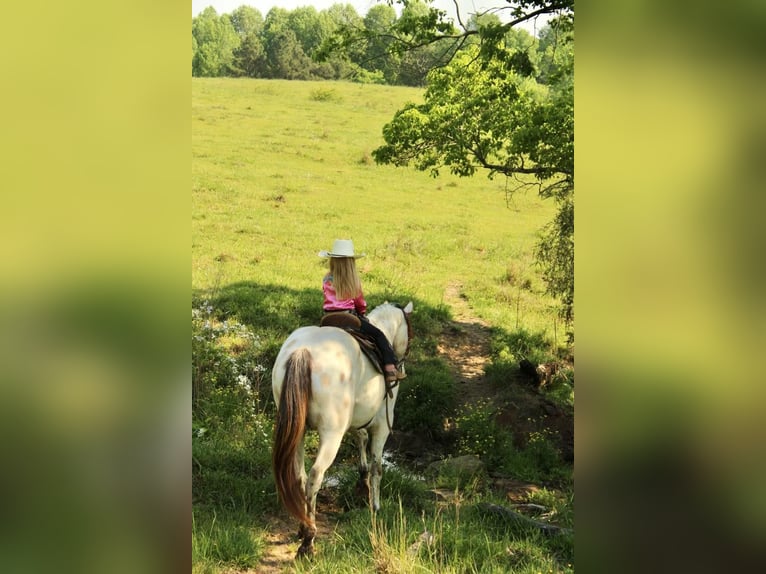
[384,377,399,398]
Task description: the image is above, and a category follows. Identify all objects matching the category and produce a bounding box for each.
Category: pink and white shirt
[322,274,367,315]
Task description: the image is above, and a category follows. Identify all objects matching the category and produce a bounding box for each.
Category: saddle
[319,312,384,375]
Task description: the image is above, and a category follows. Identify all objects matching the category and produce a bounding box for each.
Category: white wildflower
[236,374,252,393]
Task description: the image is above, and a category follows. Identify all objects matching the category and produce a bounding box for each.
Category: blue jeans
[359,316,397,366]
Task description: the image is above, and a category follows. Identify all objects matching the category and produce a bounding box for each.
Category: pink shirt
[322,274,367,315]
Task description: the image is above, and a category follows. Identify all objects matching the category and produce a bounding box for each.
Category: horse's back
[273,326,356,372]
[272,325,381,430]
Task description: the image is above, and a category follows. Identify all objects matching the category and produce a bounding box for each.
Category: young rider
[319,239,400,384]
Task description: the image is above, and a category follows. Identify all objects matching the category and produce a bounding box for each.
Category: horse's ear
[403,301,413,314]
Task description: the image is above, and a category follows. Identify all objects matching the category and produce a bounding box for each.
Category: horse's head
[392,301,413,361]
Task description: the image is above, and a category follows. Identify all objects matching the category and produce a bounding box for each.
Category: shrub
[454,400,514,469]
[351,68,386,85]
[490,328,552,367]
[192,300,268,430]
[395,358,455,439]
[309,87,341,102]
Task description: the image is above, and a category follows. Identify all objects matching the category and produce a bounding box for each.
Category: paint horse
[271,301,413,557]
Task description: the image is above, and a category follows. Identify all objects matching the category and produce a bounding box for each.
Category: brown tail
[272,348,312,526]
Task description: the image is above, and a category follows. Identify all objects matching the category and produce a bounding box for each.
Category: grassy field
[192,77,560,337]
[193,77,572,573]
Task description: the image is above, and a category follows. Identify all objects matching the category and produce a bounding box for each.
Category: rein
[384,304,413,432]
[358,304,414,433]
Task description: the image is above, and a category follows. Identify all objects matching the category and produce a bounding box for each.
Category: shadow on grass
[194,280,451,362]
[194,281,455,436]
[193,280,572,473]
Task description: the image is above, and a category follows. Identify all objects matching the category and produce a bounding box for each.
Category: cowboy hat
[318,239,365,258]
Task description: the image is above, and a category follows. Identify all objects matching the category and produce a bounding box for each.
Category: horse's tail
[272,348,313,526]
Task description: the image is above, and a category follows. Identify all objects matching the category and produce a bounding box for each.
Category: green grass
[192,77,557,336]
[193,78,573,573]
[289,496,574,574]
[192,508,266,573]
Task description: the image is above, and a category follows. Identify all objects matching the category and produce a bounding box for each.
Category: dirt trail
[255,517,298,574]
[256,513,336,574]
[437,282,496,411]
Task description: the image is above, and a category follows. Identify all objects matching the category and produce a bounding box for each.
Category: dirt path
[256,512,336,574]
[437,282,496,411]
[439,282,573,462]
[255,516,298,574]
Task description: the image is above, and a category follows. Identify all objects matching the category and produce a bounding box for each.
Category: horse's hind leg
[368,424,391,512]
[297,429,344,558]
[355,429,371,502]
[295,435,309,540]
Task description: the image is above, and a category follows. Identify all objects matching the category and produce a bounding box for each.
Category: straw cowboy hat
[318,239,366,259]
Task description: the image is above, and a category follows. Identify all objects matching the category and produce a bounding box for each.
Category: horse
[271,301,414,558]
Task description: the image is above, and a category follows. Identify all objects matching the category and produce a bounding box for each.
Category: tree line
[192,2,560,87]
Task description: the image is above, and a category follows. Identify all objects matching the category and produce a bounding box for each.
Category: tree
[192,8,241,77]
[310,4,364,80]
[288,6,326,56]
[229,5,263,39]
[229,5,266,77]
[362,4,400,83]
[262,7,312,79]
[329,1,575,332]
[232,31,267,77]
[192,34,198,70]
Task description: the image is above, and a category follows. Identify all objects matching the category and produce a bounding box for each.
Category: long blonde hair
[329,257,362,300]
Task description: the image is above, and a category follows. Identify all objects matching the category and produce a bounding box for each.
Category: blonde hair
[329,257,362,300]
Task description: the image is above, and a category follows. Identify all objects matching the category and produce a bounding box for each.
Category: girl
[318,239,400,384]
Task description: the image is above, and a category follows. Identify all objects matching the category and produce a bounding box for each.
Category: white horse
[271,301,413,557]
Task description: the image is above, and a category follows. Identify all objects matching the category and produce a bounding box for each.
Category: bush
[352,68,386,85]
[490,328,553,367]
[192,300,269,429]
[395,358,455,439]
[454,400,514,468]
[309,87,341,102]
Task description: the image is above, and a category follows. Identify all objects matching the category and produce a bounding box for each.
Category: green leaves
[192,9,241,77]
[371,11,574,329]
[374,45,555,180]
